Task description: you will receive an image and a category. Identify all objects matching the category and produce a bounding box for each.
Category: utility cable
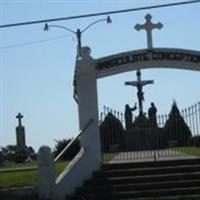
[0,34,71,50]
[0,0,199,29]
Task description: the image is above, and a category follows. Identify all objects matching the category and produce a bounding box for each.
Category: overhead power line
[0,34,71,50]
[0,35,70,50]
[0,0,200,29]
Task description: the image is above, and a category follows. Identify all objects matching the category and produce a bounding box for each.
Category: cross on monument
[16,113,23,126]
[135,13,163,49]
[125,70,154,116]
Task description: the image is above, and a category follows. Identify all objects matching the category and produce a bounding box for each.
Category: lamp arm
[81,18,107,33]
[48,24,76,34]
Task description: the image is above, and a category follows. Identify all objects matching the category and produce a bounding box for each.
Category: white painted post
[37,146,55,200]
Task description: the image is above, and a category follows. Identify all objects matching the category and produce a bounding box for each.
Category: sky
[0,0,200,151]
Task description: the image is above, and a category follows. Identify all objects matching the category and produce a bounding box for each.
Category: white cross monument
[135,13,163,49]
[125,14,163,116]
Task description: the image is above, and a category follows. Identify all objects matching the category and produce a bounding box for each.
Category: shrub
[100,112,125,152]
[189,136,200,147]
[54,138,80,160]
[0,151,4,166]
[164,102,192,147]
[14,149,28,163]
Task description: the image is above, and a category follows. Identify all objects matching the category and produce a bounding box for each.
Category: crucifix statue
[135,13,163,49]
[125,70,154,116]
[16,112,23,126]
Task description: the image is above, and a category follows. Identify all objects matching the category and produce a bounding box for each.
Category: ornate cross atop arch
[135,14,163,49]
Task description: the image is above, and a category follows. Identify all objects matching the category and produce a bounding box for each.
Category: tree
[1,145,17,161]
[189,136,200,147]
[0,144,36,163]
[100,112,125,152]
[164,101,192,146]
[54,138,80,160]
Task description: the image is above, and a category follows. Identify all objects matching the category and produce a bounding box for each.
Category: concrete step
[77,179,200,193]
[67,158,200,200]
[94,164,200,178]
[126,194,200,200]
[111,186,200,199]
[86,171,200,185]
[68,186,200,200]
[102,158,200,171]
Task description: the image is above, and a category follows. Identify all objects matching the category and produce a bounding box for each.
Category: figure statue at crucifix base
[124,103,137,130]
[148,102,158,128]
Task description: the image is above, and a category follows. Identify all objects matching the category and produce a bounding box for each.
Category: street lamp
[44,16,112,57]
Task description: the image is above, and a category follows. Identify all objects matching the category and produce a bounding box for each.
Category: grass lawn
[173,146,200,157]
[1,161,37,169]
[102,147,200,163]
[0,161,68,189]
[101,153,117,163]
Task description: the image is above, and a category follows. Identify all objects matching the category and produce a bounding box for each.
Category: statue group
[125,102,158,130]
[123,102,160,150]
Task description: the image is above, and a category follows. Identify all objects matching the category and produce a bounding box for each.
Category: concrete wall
[0,186,37,200]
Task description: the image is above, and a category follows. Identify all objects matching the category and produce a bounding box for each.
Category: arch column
[76,46,101,168]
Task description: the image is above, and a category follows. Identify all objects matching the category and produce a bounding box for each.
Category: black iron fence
[100,102,200,162]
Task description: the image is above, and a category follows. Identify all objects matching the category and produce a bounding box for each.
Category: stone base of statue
[15,147,28,163]
[125,114,163,151]
[0,151,4,166]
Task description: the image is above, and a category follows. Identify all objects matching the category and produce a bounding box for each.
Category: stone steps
[66,158,200,200]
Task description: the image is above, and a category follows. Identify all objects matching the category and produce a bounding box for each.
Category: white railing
[54,118,93,162]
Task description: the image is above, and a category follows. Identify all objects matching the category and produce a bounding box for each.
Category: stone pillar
[76,46,101,169]
[16,126,26,148]
[37,146,55,200]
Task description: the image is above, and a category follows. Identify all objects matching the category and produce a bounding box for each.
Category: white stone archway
[56,46,200,200]
[95,48,200,78]
[55,13,200,199]
[77,46,200,159]
[76,46,200,176]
